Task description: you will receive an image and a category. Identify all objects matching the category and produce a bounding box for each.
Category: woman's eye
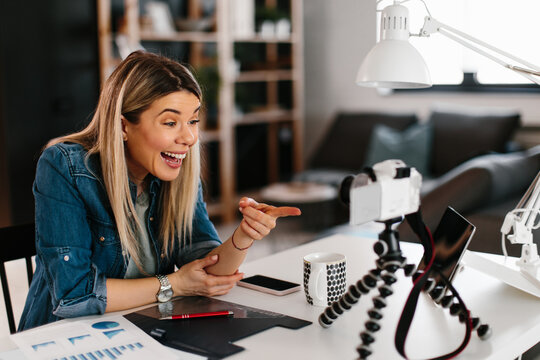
[164,121,176,127]
[188,119,200,125]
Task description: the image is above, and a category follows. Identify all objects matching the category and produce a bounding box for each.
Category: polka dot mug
[303,252,346,306]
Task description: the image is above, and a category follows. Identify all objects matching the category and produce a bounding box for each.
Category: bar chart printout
[10,315,181,360]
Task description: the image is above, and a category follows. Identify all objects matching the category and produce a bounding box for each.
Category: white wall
[303,0,540,159]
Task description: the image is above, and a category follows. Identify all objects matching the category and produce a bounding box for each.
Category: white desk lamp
[356,0,540,295]
[501,172,540,283]
[356,1,540,88]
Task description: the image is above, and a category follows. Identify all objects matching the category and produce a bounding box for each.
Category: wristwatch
[156,274,173,303]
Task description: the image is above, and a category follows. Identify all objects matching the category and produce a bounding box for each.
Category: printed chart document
[10,315,201,360]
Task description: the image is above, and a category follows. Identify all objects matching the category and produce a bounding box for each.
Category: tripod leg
[448,299,492,340]
[430,280,492,341]
[357,259,407,359]
[319,268,381,328]
[319,218,418,358]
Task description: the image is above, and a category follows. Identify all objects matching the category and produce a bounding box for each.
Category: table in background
[260,181,343,230]
[2,233,540,359]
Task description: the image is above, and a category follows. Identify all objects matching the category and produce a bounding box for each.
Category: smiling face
[122,91,200,186]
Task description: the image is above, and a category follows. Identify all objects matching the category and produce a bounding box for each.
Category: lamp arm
[419,17,540,85]
[520,172,540,230]
[499,172,540,281]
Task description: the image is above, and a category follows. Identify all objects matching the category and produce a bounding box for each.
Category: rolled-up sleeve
[34,146,108,318]
[176,184,222,267]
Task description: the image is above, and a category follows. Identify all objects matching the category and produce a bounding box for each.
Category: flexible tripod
[318,217,491,359]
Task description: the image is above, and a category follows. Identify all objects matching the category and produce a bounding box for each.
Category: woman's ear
[121,116,128,142]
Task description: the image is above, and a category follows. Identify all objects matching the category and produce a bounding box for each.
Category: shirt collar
[128,174,162,201]
[148,175,162,196]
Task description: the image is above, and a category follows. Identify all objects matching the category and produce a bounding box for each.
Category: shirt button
[160,253,165,259]
[64,255,69,261]
[99,236,105,242]
[150,217,154,221]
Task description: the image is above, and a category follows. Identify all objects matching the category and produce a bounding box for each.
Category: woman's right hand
[168,254,244,297]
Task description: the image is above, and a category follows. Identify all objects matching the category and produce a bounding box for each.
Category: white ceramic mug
[303,252,346,306]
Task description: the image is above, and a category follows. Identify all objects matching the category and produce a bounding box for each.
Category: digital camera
[341,159,422,225]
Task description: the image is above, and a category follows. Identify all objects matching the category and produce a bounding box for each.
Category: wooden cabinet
[97,0,304,222]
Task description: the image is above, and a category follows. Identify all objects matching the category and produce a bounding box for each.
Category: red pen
[159,310,234,320]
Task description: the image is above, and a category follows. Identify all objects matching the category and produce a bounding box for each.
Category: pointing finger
[267,206,301,218]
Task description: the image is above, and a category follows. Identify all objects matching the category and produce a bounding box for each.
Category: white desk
[2,233,540,359]
[221,234,540,359]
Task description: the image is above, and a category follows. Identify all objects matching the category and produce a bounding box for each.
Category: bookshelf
[97,0,304,222]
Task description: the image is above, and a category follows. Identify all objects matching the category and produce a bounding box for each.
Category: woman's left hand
[237,197,301,241]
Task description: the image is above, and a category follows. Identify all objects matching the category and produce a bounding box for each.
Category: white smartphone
[238,275,301,296]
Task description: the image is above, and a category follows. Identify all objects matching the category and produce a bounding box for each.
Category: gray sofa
[399,145,540,256]
[297,110,539,256]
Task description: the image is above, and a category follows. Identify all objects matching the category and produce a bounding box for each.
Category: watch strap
[156,274,171,289]
[156,274,173,303]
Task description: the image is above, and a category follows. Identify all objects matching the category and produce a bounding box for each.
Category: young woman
[18,51,300,331]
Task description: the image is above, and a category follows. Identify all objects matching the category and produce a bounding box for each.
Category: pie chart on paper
[91,321,120,330]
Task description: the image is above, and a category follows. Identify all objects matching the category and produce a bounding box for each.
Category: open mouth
[160,151,186,167]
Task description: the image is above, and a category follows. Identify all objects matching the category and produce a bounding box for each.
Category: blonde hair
[47,51,202,268]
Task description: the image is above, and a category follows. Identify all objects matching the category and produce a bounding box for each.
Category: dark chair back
[0,223,36,333]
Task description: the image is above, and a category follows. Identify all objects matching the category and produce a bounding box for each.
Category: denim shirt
[18,143,221,331]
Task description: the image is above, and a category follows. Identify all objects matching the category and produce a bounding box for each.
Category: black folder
[124,296,312,359]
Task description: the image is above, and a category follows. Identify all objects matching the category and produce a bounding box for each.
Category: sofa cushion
[309,112,418,171]
[422,146,539,214]
[465,145,540,204]
[429,109,521,176]
[364,122,433,176]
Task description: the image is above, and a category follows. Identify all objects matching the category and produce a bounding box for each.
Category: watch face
[158,288,173,303]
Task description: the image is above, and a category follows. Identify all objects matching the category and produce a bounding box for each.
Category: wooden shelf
[235,109,293,125]
[235,70,295,83]
[233,35,298,43]
[200,129,220,143]
[97,0,304,223]
[206,201,224,218]
[140,31,218,43]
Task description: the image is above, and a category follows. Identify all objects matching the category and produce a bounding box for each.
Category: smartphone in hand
[238,275,301,296]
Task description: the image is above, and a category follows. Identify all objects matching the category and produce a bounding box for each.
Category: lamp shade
[356,3,432,89]
[356,39,432,89]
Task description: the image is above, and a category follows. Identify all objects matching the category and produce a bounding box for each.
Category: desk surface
[221,234,540,360]
[3,233,540,360]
